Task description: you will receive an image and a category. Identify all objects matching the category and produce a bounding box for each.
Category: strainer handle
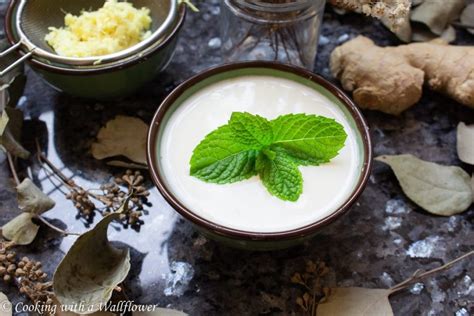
[0,42,33,77]
[0,42,21,57]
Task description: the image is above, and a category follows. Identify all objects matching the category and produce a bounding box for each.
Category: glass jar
[220,0,326,69]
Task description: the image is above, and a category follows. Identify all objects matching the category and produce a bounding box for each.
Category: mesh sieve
[1,0,177,74]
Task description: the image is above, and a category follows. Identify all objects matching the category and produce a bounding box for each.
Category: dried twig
[6,152,20,186]
[35,216,80,236]
[389,251,474,294]
[7,143,80,237]
[35,139,149,225]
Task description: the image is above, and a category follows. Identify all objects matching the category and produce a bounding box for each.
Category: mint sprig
[190,112,347,201]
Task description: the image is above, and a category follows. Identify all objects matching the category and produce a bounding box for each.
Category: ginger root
[330,36,474,115]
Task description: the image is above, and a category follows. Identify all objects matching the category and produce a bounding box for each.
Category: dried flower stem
[35,139,149,224]
[7,152,20,186]
[35,139,110,205]
[6,143,79,237]
[35,215,80,236]
[389,250,474,294]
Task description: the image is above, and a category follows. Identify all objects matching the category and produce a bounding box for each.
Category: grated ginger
[45,0,152,58]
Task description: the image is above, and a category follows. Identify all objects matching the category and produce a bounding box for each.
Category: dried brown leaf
[0,108,29,159]
[411,0,465,35]
[317,287,393,316]
[106,160,148,170]
[411,25,456,43]
[53,213,131,313]
[2,213,39,245]
[460,4,474,34]
[17,178,56,215]
[1,129,29,159]
[2,179,55,245]
[91,116,148,165]
[457,122,474,165]
[376,154,472,216]
[0,111,8,137]
[471,174,474,203]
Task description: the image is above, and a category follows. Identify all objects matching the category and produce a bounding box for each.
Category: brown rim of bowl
[147,61,373,241]
[4,0,186,75]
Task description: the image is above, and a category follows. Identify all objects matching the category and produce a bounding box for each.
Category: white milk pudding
[158,76,362,233]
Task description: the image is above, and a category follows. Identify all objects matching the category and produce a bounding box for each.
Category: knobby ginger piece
[330,36,424,115]
[330,36,474,115]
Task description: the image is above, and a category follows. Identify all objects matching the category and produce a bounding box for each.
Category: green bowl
[5,1,186,100]
[147,62,373,251]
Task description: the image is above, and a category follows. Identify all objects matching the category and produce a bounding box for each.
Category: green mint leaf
[228,112,273,147]
[190,112,274,184]
[271,114,347,165]
[256,152,266,173]
[190,124,260,184]
[261,148,276,160]
[190,112,347,202]
[258,150,303,202]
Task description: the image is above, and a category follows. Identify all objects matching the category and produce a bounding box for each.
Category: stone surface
[0,1,473,315]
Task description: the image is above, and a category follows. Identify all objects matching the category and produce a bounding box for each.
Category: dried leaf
[460,4,474,34]
[457,122,474,165]
[0,108,29,159]
[91,116,148,165]
[411,0,465,35]
[317,287,393,316]
[133,309,187,316]
[0,292,12,316]
[106,160,148,170]
[2,179,55,245]
[376,154,472,216]
[53,213,131,314]
[2,213,39,245]
[411,25,456,43]
[0,111,8,137]
[471,174,474,202]
[471,173,474,203]
[1,129,29,159]
[17,178,56,215]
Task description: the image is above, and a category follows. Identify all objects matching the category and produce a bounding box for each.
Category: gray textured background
[0,1,473,315]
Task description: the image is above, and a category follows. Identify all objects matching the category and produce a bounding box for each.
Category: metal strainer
[0,0,177,75]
